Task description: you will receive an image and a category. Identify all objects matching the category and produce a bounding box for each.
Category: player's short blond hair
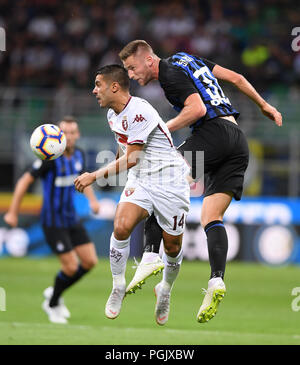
[119,40,154,61]
[60,115,78,124]
[59,116,79,131]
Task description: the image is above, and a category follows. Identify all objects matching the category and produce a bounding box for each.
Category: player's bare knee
[114,222,131,240]
[82,256,98,270]
[164,247,180,258]
[61,261,78,277]
[164,243,181,258]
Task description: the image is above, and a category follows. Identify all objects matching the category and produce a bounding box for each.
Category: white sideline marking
[165,328,300,340]
[4,323,300,341]
[10,322,92,330]
[102,326,300,341]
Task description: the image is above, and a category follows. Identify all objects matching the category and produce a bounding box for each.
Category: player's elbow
[127,153,139,168]
[231,73,245,86]
[193,105,207,120]
[185,105,206,127]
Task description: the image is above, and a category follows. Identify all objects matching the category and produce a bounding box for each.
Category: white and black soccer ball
[30,124,66,160]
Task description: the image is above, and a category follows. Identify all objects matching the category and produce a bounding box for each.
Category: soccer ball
[30,124,66,160]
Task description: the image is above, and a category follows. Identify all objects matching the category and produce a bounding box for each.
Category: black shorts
[42,223,91,254]
[177,117,249,201]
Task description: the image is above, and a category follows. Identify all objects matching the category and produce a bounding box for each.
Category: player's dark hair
[96,64,130,90]
[119,40,153,60]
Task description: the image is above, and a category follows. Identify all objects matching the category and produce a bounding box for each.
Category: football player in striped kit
[119,40,282,323]
[4,116,100,324]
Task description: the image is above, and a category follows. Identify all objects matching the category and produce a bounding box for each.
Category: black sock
[204,220,228,280]
[144,213,163,254]
[49,265,89,307]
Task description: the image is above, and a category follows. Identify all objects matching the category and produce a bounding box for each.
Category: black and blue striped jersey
[29,147,85,228]
[158,52,240,129]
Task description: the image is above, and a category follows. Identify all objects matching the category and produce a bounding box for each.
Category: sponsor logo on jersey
[133,114,146,123]
[55,174,78,187]
[125,188,135,197]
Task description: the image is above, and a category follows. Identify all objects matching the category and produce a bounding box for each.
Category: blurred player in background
[119,40,282,323]
[4,116,99,324]
[74,65,190,325]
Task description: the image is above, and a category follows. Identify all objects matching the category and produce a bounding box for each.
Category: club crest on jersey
[177,55,193,66]
[133,114,146,123]
[125,188,135,197]
[122,116,128,131]
[75,161,82,172]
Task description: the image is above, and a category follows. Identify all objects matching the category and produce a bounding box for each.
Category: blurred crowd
[0,0,299,92]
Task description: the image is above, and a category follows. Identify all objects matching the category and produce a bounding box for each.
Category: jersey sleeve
[160,63,199,105]
[28,159,53,178]
[127,101,159,145]
[201,58,216,72]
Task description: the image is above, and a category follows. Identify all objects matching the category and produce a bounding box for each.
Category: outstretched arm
[74,144,144,193]
[4,172,35,227]
[212,64,282,127]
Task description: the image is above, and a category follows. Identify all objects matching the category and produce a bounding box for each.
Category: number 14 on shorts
[172,213,185,231]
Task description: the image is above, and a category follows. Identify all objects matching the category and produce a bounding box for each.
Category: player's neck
[152,55,161,80]
[64,147,74,158]
[111,93,131,114]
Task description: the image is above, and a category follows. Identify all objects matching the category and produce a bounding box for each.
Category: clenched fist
[4,212,18,227]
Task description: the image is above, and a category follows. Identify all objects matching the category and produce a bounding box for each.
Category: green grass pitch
[0,257,299,345]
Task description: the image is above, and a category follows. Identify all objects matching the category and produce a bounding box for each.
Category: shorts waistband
[193,116,239,132]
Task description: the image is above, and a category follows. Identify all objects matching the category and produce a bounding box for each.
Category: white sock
[161,248,183,291]
[109,233,130,289]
